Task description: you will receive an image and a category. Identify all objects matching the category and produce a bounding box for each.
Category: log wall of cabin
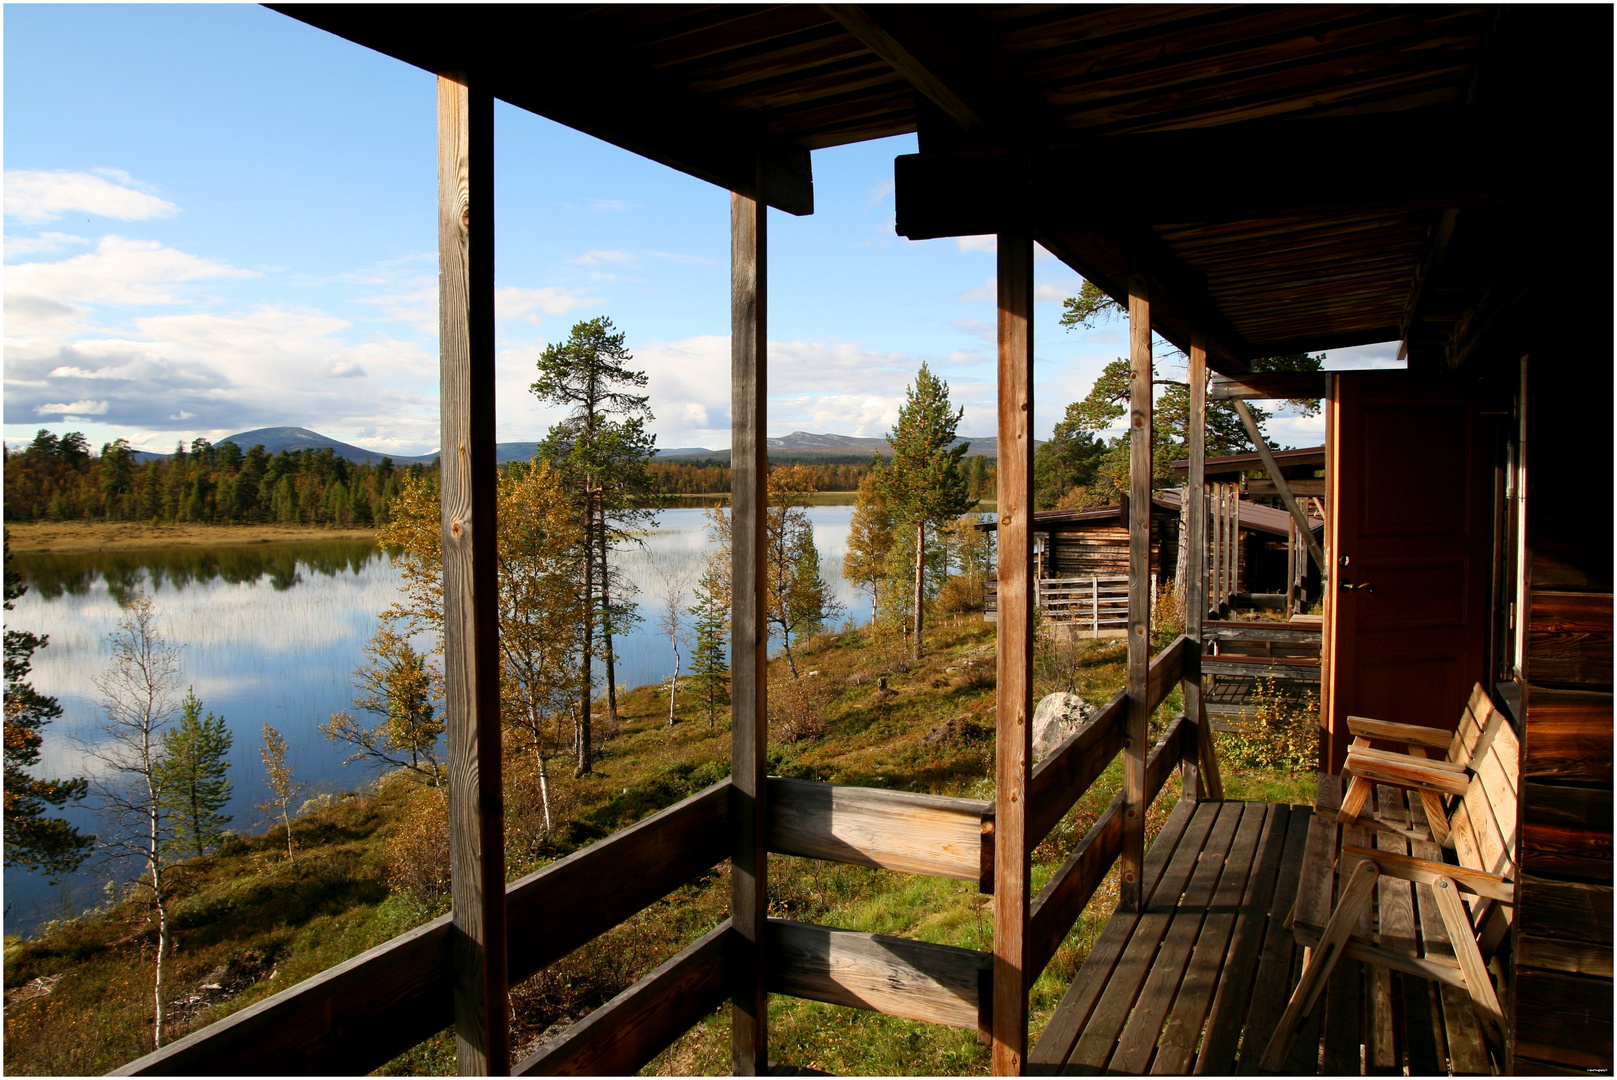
[1510,351,1614,1074]
[1042,515,1180,583]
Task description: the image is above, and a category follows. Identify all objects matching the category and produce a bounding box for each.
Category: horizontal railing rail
[515,920,732,1076]
[114,780,733,1077]
[767,776,993,889]
[765,919,990,1031]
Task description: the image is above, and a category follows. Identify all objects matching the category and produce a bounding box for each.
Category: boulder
[1031,692,1094,761]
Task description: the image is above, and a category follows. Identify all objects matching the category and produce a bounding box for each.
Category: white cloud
[583,198,636,212]
[5,169,178,224]
[4,232,90,259]
[36,399,109,415]
[866,180,895,209]
[955,235,995,254]
[958,276,1079,305]
[4,236,256,334]
[328,360,366,378]
[495,286,601,327]
[570,249,635,266]
[355,284,436,334]
[1035,280,1078,303]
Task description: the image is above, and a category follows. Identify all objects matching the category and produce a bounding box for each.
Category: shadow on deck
[1029,797,1489,1075]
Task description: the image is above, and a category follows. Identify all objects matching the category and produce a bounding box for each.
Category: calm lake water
[3,506,867,936]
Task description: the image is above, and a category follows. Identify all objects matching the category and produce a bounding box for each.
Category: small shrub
[382,786,451,908]
[772,675,831,743]
[935,574,981,614]
[1221,677,1319,769]
[1151,581,1185,652]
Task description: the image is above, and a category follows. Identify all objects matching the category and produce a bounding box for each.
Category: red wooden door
[1322,372,1492,772]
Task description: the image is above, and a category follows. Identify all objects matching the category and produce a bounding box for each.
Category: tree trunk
[148,800,166,1049]
[912,520,926,661]
[598,505,619,723]
[536,750,553,834]
[577,495,594,778]
[667,644,681,727]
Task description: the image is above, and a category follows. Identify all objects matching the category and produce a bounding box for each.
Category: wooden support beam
[993,229,1035,1075]
[1184,336,1223,801]
[766,920,989,1031]
[515,922,732,1077]
[729,181,769,1076]
[1233,399,1327,573]
[767,778,991,886]
[272,7,813,216]
[819,6,1060,147]
[1209,372,1331,402]
[437,70,508,1077]
[1123,271,1152,914]
[892,117,1525,231]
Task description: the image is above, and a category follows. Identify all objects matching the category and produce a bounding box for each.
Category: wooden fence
[985,574,1156,634]
[114,640,1199,1077]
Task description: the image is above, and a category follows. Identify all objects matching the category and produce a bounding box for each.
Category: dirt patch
[4,522,379,553]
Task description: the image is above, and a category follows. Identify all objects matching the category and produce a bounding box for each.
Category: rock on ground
[1031,691,1093,762]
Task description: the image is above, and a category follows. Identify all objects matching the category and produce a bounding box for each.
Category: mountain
[131,428,1022,467]
[208,427,440,466]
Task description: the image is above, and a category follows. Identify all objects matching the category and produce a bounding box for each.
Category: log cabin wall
[1510,345,1615,1074]
[1042,513,1179,584]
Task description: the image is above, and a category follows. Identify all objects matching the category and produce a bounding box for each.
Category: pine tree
[688,555,730,729]
[157,688,233,859]
[843,464,895,610]
[532,316,658,775]
[877,362,973,659]
[3,535,94,878]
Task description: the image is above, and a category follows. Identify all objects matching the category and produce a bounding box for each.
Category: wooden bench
[1259,686,1519,1073]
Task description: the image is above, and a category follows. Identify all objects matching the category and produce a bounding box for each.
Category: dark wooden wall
[1043,514,1180,584]
[1510,305,1614,1073]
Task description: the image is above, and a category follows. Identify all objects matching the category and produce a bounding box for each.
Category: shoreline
[3,521,383,554]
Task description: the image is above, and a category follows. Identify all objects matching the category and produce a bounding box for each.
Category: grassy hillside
[3,617,1313,1075]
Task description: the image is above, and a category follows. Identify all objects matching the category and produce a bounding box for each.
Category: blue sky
[4,5,1394,458]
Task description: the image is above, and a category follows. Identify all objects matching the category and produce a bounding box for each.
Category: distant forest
[3,431,995,524]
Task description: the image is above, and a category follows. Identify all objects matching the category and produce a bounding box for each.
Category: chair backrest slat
[1448,705,1520,881]
[1447,684,1497,770]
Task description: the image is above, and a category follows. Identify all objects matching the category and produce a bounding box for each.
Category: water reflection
[2,507,865,936]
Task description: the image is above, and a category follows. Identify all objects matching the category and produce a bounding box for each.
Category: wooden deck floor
[1028,797,1490,1075]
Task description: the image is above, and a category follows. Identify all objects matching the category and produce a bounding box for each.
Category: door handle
[1339,581,1375,592]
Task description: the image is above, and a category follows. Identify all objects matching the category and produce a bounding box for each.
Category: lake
[2,506,869,936]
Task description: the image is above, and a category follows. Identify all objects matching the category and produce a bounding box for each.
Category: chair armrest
[1343,747,1470,796]
[1345,715,1454,749]
[1339,844,1513,902]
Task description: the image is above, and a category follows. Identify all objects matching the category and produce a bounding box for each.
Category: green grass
[4,615,1317,1076]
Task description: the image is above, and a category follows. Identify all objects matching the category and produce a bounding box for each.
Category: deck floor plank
[1233,807,1313,1074]
[1186,804,1293,1076]
[1151,804,1270,1075]
[1110,804,1247,1073]
[1027,796,1197,1074]
[1035,792,1467,1076]
[1062,803,1225,1073]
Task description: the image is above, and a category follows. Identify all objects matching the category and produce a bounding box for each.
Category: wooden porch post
[1183,335,1222,801]
[992,230,1034,1075]
[729,180,770,1076]
[437,71,509,1076]
[1122,272,1152,912]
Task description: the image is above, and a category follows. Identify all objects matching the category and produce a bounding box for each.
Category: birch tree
[87,589,180,1049]
[258,723,303,863]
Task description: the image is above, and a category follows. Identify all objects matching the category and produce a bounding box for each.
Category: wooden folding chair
[1260,686,1519,1073]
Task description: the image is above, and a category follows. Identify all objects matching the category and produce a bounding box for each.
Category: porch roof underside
[273,5,1596,377]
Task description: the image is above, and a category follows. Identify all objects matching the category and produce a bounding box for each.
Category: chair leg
[1257,860,1380,1073]
[1406,747,1452,845]
[1431,874,1507,1055]
[1337,773,1374,826]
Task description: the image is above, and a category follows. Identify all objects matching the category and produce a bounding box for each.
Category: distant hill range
[134,426,1021,466]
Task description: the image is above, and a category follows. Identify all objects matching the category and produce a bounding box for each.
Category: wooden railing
[114,637,1206,1077]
